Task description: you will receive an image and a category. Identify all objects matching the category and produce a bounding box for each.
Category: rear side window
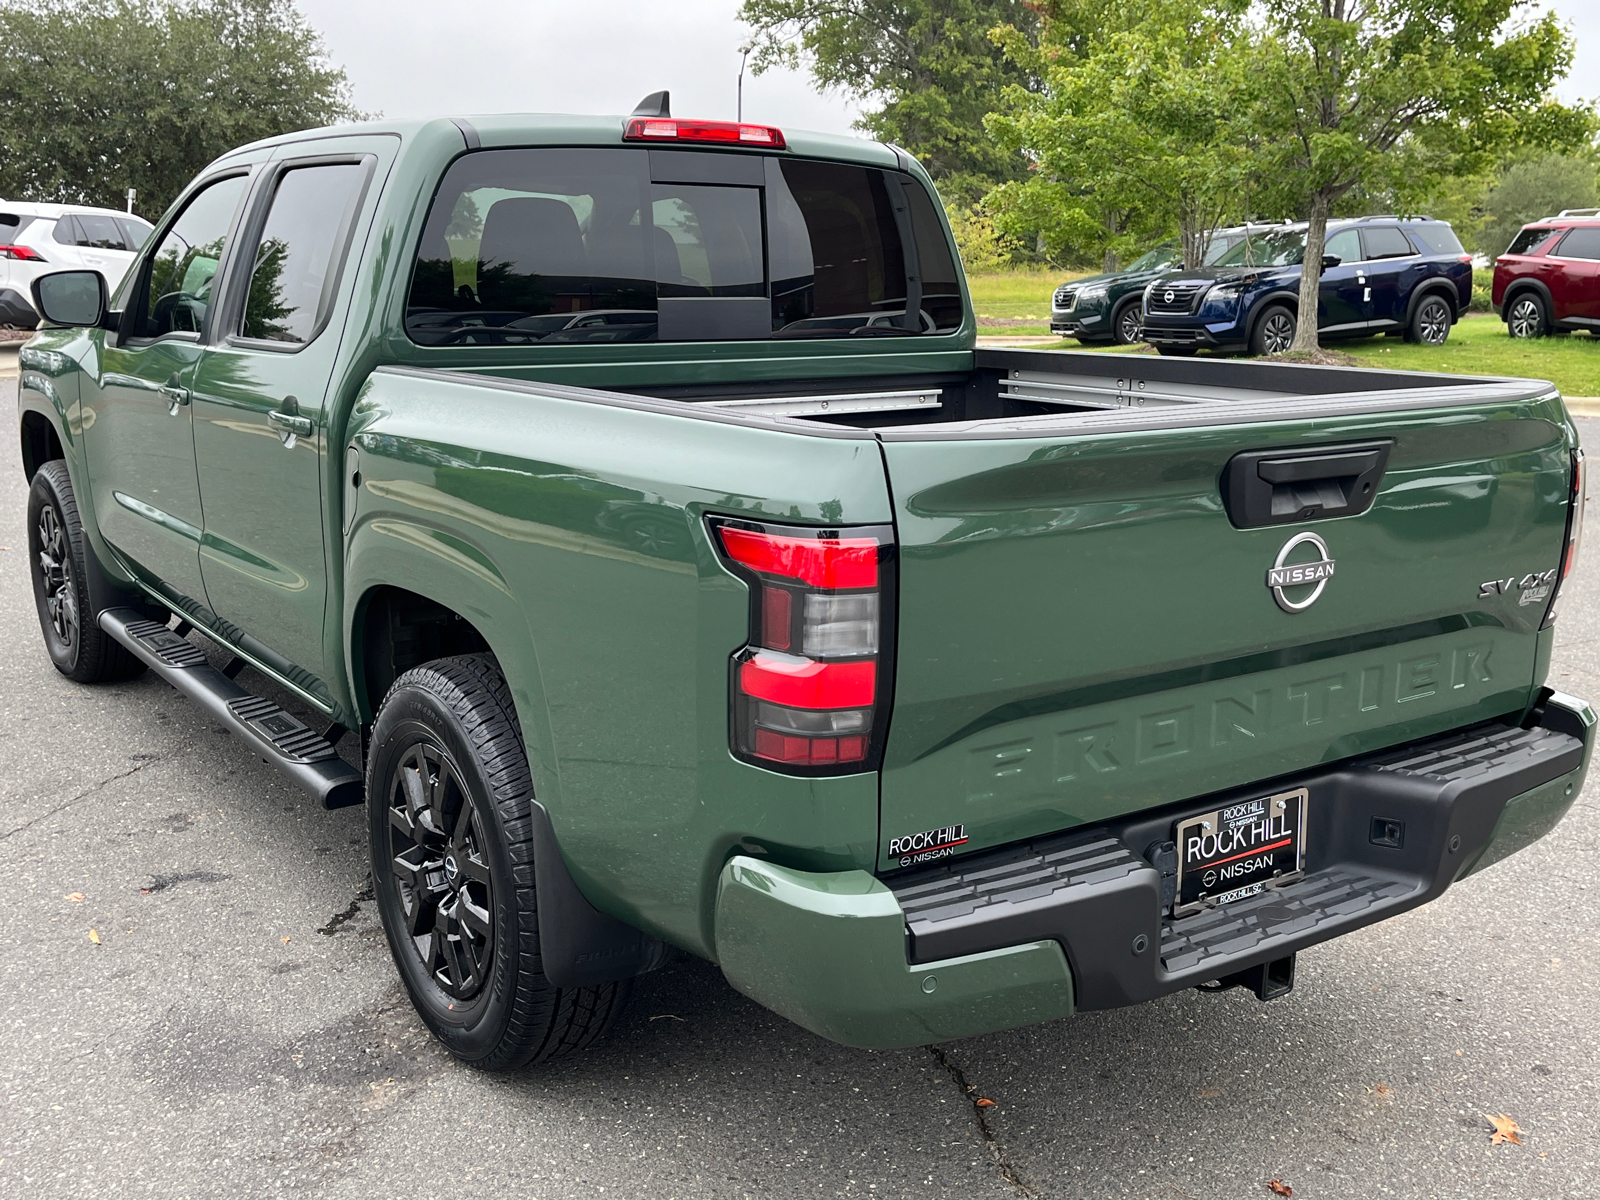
[405,148,959,346]
[1360,226,1415,259]
[240,163,368,344]
[0,213,37,239]
[1554,227,1600,260]
[1504,227,1556,256]
[1408,224,1464,255]
[72,213,133,250]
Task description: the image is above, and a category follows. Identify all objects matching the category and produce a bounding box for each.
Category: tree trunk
[1291,192,1330,352]
[1102,210,1120,273]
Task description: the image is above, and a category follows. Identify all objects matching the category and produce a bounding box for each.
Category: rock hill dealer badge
[1172,788,1307,917]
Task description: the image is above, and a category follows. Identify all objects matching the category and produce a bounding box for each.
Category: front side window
[1323,228,1362,263]
[1124,244,1179,273]
[1555,227,1600,260]
[405,147,960,346]
[1361,226,1415,260]
[118,217,153,251]
[240,163,367,344]
[135,174,249,338]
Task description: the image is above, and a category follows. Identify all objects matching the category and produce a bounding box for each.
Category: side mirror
[1320,254,1342,272]
[31,269,107,328]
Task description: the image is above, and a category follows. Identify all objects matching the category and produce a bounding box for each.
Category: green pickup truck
[17,96,1594,1072]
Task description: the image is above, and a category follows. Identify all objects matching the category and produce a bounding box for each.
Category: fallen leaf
[280,936,292,944]
[1373,1083,1393,1098]
[1199,1087,1222,1098]
[87,929,101,945]
[975,1098,997,1108]
[1486,1113,1523,1146]
[65,893,84,902]
[1267,1180,1292,1197]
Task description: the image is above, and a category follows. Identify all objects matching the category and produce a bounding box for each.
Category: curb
[1563,397,1600,416]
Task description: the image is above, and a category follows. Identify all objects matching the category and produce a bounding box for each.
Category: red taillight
[1543,448,1585,629]
[0,244,44,262]
[711,518,892,774]
[623,117,787,150]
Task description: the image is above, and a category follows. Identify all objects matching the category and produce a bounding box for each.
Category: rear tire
[368,653,629,1071]
[1250,306,1297,356]
[1506,292,1548,339]
[1406,294,1452,345]
[26,460,145,684]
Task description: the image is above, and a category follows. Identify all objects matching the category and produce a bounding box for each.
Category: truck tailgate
[876,398,1572,871]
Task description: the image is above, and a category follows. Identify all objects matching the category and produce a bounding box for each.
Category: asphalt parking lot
[3,346,1597,1198]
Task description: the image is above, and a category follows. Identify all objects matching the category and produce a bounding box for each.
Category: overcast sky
[298,0,1595,136]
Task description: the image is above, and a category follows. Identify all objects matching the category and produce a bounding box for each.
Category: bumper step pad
[887,712,1587,1011]
[102,608,362,809]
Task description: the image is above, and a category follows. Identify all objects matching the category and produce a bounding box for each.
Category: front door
[85,172,252,607]
[1317,227,1368,332]
[190,139,391,696]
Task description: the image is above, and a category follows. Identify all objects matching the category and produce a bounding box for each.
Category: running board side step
[100,608,364,809]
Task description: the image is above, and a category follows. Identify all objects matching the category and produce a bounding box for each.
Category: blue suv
[1140,217,1473,356]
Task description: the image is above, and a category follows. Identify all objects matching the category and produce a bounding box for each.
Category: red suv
[1492,209,1600,338]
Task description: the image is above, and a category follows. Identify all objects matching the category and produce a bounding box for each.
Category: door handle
[160,384,190,415]
[267,410,313,438]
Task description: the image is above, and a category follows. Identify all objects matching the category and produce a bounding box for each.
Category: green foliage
[738,0,1041,196]
[983,0,1264,270]
[945,203,1019,272]
[0,0,360,217]
[1248,0,1594,350]
[1476,153,1599,259]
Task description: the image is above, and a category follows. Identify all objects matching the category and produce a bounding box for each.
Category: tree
[1476,152,1599,260]
[738,0,1042,205]
[984,0,1264,270]
[1251,0,1593,351]
[0,0,360,218]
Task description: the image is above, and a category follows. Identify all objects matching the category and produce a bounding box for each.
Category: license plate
[1173,788,1307,917]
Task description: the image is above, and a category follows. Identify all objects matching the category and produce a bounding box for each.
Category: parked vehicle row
[1492,209,1600,339]
[0,201,152,329]
[1053,217,1474,356]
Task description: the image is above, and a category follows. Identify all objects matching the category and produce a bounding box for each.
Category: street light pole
[738,48,749,122]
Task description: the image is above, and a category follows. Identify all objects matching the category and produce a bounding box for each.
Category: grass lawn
[967,268,1074,332]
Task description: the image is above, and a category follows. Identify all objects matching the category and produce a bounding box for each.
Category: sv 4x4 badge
[1479,569,1557,606]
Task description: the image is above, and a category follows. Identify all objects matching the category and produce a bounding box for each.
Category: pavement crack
[0,759,165,842]
[926,1045,1037,1196]
[318,876,375,936]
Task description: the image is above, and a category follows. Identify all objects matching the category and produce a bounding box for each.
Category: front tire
[368,653,629,1071]
[1111,302,1143,345]
[26,461,145,684]
[1506,293,1548,339]
[1250,306,1297,356]
[1406,295,1452,345]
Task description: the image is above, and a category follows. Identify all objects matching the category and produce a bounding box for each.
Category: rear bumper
[0,286,38,329]
[714,692,1592,1049]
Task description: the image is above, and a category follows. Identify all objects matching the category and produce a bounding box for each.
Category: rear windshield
[1408,224,1464,255]
[405,147,962,346]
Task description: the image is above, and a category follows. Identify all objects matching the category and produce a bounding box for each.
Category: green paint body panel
[714,856,1075,1049]
[14,111,1591,1047]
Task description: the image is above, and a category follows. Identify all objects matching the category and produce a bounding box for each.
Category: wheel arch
[1501,277,1554,317]
[20,408,65,481]
[1246,292,1301,342]
[1405,279,1462,324]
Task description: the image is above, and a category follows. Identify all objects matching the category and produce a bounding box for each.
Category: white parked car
[0,201,154,328]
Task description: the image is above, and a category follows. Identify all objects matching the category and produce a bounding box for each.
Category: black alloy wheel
[368,654,630,1070]
[1507,294,1547,339]
[1409,296,1451,346]
[26,460,144,683]
[1252,306,1297,356]
[1113,303,1143,345]
[384,739,495,1000]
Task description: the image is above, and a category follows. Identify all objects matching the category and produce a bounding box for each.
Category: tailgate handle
[1222,440,1393,529]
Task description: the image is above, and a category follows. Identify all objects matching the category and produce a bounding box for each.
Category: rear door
[1358,225,1420,326]
[875,403,1569,870]
[1549,227,1600,320]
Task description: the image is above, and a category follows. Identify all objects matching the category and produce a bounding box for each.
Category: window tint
[118,217,153,251]
[1555,227,1600,260]
[52,217,79,245]
[136,173,248,338]
[1505,227,1556,256]
[72,213,132,250]
[405,147,957,345]
[241,163,367,344]
[1360,226,1415,259]
[1323,228,1361,263]
[1408,224,1464,255]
